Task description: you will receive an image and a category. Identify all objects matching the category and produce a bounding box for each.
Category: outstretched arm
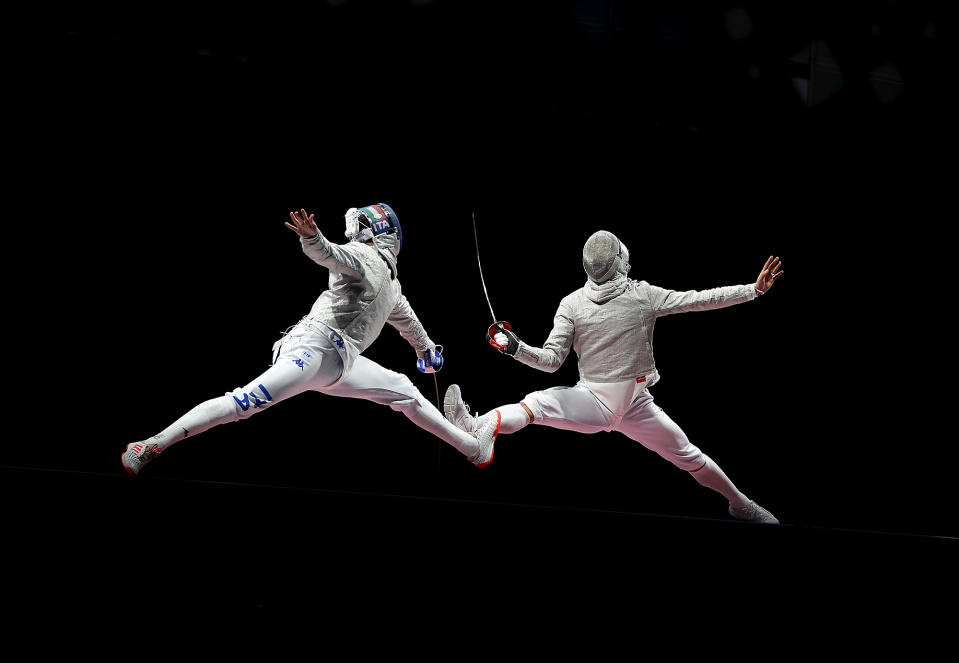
[286,208,365,277]
[652,255,784,317]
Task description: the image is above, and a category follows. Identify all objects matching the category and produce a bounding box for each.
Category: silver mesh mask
[345,207,373,242]
[583,230,631,283]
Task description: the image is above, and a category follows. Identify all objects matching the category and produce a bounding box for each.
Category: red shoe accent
[121,443,142,477]
[476,409,501,469]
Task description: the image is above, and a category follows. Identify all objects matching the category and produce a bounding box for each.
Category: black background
[8,0,955,623]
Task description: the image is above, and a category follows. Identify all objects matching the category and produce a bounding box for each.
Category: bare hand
[755,255,783,294]
[285,208,319,239]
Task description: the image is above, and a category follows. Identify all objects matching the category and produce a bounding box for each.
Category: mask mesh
[583,231,623,283]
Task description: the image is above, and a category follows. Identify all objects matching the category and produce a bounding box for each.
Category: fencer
[444,230,783,524]
[121,204,499,476]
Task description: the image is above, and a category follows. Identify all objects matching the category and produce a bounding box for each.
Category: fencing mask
[582,230,631,283]
[344,204,402,257]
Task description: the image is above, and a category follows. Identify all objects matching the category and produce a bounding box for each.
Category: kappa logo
[293,358,305,371]
[233,384,274,411]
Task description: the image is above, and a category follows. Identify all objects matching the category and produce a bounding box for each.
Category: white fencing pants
[319,355,479,459]
[149,325,479,460]
[518,381,750,505]
[149,326,346,451]
[521,382,706,470]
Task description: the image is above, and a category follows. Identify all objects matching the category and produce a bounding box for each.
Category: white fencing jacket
[298,231,434,375]
[512,273,758,411]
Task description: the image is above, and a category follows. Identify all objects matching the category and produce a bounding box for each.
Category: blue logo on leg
[233,384,274,412]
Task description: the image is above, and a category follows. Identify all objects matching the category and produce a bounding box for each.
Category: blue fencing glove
[417,346,444,373]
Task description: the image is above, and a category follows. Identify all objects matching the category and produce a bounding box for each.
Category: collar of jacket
[583,273,629,304]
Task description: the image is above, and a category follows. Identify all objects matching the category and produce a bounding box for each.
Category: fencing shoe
[121,441,162,477]
[444,384,479,434]
[470,409,501,469]
[728,500,779,525]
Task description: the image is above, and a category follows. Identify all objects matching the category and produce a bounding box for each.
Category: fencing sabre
[472,210,514,351]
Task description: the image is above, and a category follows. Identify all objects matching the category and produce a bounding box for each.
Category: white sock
[689,455,750,508]
[150,395,239,452]
[485,403,531,435]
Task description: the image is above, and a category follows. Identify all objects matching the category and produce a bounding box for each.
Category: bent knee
[519,401,535,423]
[381,373,422,408]
[519,394,545,422]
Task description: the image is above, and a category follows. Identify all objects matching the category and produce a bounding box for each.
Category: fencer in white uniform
[444,230,783,524]
[121,204,499,476]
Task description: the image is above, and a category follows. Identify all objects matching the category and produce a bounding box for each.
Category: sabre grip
[417,346,444,374]
[487,322,519,356]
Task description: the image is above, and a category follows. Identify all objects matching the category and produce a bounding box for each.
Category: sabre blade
[472,210,498,324]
